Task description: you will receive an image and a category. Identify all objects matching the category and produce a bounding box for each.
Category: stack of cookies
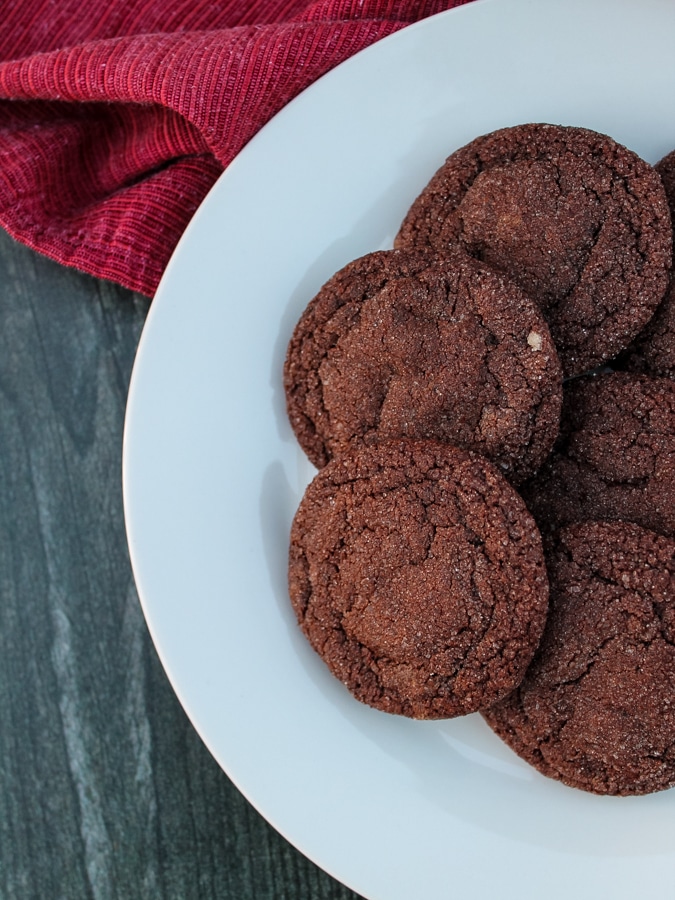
[283,124,675,797]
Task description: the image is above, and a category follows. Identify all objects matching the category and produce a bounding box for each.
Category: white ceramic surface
[122,1,675,897]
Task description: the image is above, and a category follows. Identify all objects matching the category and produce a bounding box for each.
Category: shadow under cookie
[520,371,675,539]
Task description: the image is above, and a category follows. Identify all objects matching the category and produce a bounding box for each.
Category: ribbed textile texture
[0,0,474,295]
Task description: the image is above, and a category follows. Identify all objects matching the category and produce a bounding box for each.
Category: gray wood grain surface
[0,228,363,900]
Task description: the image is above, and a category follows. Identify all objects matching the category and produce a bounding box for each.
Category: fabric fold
[0,0,470,294]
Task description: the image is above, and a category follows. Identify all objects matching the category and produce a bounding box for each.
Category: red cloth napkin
[0,0,473,296]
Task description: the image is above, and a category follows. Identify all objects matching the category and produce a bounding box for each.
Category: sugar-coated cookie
[284,247,562,484]
[484,521,675,796]
[288,440,549,719]
[396,124,672,376]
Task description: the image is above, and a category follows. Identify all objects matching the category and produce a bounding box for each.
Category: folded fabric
[0,0,472,295]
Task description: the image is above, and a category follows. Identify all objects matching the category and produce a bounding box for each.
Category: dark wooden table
[0,227,363,900]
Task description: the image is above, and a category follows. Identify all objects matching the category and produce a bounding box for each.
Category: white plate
[122,1,675,897]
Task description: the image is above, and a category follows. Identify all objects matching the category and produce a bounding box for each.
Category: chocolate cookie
[619,148,675,378]
[395,124,672,376]
[284,247,562,485]
[520,371,675,539]
[483,521,675,796]
[288,440,549,719]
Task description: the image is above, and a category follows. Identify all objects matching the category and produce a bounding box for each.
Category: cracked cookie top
[395,123,672,376]
[288,440,549,719]
[520,371,675,539]
[483,521,675,796]
[283,247,562,485]
[619,147,675,379]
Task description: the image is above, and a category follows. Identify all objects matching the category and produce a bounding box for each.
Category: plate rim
[122,1,675,897]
